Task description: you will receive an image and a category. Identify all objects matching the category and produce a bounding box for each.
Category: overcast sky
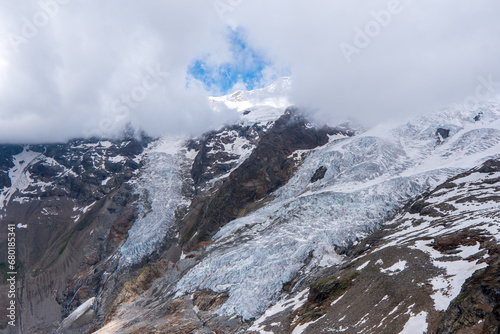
[0,0,499,143]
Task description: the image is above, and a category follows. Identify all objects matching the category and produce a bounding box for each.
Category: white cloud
[229,0,500,124]
[0,0,499,142]
[0,0,236,143]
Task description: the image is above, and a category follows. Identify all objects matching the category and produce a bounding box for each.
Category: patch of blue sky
[188,28,273,95]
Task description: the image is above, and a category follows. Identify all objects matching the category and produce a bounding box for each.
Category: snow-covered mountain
[1,79,499,334]
[210,76,292,115]
[175,104,500,320]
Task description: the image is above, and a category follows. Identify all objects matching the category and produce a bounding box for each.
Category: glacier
[0,147,44,210]
[176,103,500,320]
[118,79,292,266]
[119,137,191,266]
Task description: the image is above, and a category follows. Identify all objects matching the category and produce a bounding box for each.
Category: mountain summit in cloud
[1,1,500,143]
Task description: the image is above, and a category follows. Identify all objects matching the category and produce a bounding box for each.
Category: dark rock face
[188,122,266,192]
[310,166,327,183]
[474,111,483,122]
[0,172,10,189]
[0,145,23,188]
[478,158,500,173]
[436,128,450,139]
[307,271,359,305]
[0,136,151,333]
[436,239,500,334]
[106,207,138,251]
[180,109,350,249]
[436,128,450,143]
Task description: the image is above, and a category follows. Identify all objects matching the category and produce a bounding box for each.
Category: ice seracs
[119,136,192,266]
[176,102,500,320]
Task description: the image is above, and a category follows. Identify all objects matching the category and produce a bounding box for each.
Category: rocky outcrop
[437,244,500,334]
[436,127,450,142]
[310,166,327,183]
[0,145,23,188]
[188,122,266,192]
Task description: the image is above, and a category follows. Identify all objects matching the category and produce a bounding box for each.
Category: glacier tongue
[176,104,500,320]
[0,147,43,210]
[119,137,191,266]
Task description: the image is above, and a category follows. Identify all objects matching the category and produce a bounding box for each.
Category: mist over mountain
[1,1,500,142]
